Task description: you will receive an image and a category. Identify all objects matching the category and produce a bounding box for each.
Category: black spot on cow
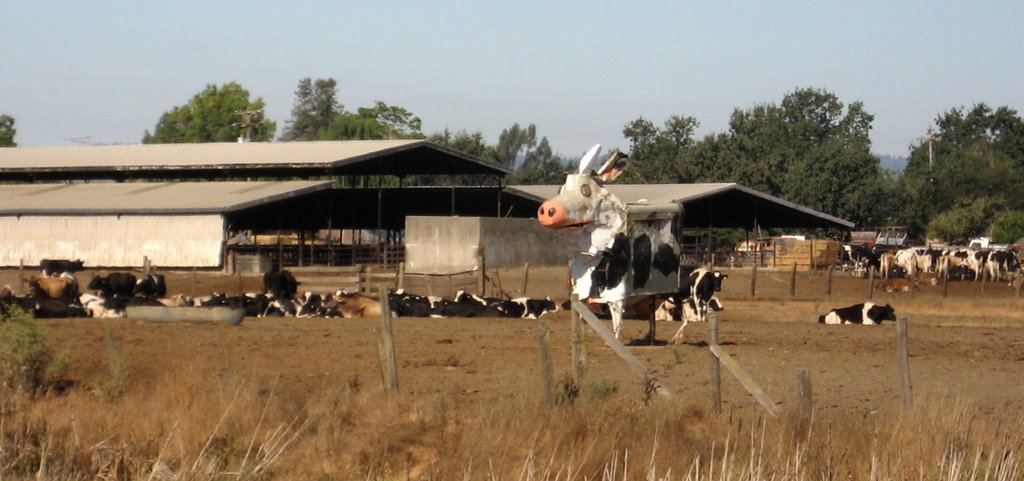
[631,233,652,289]
[652,244,679,277]
[591,233,629,298]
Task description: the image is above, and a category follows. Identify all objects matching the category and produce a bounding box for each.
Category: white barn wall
[0,215,225,267]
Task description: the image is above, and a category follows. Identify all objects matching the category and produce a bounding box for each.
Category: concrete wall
[404,216,572,274]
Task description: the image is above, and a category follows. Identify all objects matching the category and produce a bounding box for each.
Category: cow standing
[669,268,727,344]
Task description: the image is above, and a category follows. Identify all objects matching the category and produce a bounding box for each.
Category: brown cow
[29,276,78,303]
[335,293,383,318]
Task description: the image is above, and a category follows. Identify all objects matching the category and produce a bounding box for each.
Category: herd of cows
[0,260,562,321]
[0,253,918,332]
[843,244,1021,284]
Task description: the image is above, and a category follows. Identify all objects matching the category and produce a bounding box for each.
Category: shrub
[0,306,59,394]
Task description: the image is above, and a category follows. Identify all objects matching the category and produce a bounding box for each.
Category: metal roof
[508,183,854,229]
[0,181,334,215]
[0,140,510,181]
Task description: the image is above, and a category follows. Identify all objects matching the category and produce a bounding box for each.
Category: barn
[0,140,520,269]
[0,141,853,272]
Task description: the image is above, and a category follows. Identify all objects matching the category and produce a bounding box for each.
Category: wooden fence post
[897,316,912,411]
[570,294,586,389]
[789,262,798,298]
[868,266,876,300]
[826,266,833,297]
[709,312,722,412]
[375,286,399,397]
[797,368,813,421]
[18,258,24,295]
[750,264,757,297]
[522,262,530,297]
[538,317,554,405]
[397,262,405,291]
[572,301,670,398]
[477,255,486,295]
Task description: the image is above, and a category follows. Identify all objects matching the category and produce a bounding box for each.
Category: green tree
[281,78,343,141]
[510,137,568,184]
[926,197,1005,244]
[901,104,1024,237]
[621,115,698,183]
[0,114,16,147]
[142,82,275,143]
[495,123,537,169]
[990,211,1024,244]
[356,101,424,139]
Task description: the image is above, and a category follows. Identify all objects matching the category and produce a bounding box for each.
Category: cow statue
[537,144,683,341]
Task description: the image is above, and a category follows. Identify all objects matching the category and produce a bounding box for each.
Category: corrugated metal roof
[0,140,510,180]
[510,183,737,205]
[0,181,334,215]
[508,183,854,229]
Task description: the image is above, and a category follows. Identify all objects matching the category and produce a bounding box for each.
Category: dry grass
[1,367,1020,480]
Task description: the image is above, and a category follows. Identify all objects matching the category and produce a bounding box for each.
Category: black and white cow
[669,267,727,344]
[986,249,1020,284]
[263,268,299,300]
[40,259,84,278]
[88,272,138,298]
[818,302,896,325]
[134,273,167,299]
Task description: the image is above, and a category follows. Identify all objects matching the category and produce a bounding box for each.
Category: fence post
[477,255,486,295]
[397,262,405,291]
[538,317,554,405]
[897,316,912,411]
[355,264,365,293]
[826,266,834,297]
[709,312,722,413]
[143,255,152,275]
[750,264,757,297]
[375,286,399,397]
[522,262,530,297]
[18,258,24,294]
[980,269,987,297]
[797,368,813,421]
[868,266,876,300]
[570,294,586,389]
[789,262,797,298]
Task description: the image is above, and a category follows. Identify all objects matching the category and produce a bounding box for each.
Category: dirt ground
[5,266,1024,418]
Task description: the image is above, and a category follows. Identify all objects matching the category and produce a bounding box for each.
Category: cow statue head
[537,144,628,231]
[536,144,636,339]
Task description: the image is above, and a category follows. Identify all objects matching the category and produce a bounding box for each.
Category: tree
[0,114,15,147]
[926,197,1005,244]
[281,78,343,141]
[901,104,1024,237]
[990,211,1024,244]
[495,124,537,169]
[510,138,568,185]
[142,83,275,143]
[621,115,698,183]
[356,101,423,139]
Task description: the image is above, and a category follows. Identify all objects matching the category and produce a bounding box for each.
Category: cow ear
[596,151,628,182]
[577,144,603,174]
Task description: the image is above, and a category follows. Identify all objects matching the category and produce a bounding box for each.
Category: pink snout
[537,199,568,227]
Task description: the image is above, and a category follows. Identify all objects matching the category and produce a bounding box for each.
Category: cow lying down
[818,302,896,325]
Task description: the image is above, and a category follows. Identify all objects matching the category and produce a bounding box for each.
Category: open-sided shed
[507,183,853,230]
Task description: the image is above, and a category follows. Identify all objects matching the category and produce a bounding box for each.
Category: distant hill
[879,155,907,173]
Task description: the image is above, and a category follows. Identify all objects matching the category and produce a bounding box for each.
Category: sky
[3,1,1023,158]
